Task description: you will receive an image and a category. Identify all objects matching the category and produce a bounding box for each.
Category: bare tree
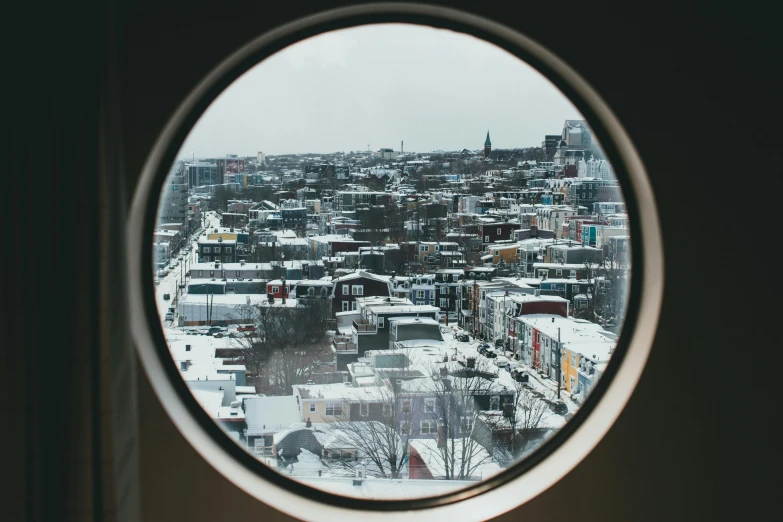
[230,300,330,395]
[478,379,552,465]
[324,351,419,479]
[423,359,506,480]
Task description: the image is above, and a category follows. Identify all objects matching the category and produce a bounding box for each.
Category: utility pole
[556,326,561,399]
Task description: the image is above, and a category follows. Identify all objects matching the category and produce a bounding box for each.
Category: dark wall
[5,1,775,522]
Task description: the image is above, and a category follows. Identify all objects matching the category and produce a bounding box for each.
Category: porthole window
[128,3,662,521]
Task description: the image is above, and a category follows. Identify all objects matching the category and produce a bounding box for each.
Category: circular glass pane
[150,23,633,502]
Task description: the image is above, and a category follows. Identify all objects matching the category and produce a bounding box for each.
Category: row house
[532,262,597,280]
[479,222,521,248]
[330,271,392,315]
[197,237,237,263]
[434,269,464,323]
[516,314,615,392]
[505,294,569,358]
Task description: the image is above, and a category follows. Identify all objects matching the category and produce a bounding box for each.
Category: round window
[127,4,662,520]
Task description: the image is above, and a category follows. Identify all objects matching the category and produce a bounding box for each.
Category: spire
[485,130,491,147]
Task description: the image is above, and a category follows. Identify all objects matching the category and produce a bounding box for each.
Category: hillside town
[154,119,629,496]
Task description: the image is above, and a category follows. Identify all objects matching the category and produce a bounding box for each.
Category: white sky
[178,23,584,158]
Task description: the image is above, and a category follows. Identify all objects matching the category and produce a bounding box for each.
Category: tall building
[158,170,189,224]
[484,130,492,159]
[186,162,219,187]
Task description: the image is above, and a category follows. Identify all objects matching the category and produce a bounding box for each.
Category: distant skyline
[177,24,583,159]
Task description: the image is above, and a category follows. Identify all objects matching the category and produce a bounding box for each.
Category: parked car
[237,324,256,332]
[154,279,160,286]
[477,343,491,354]
[483,349,497,359]
[456,333,470,342]
[550,399,568,415]
[494,355,511,369]
[511,368,529,383]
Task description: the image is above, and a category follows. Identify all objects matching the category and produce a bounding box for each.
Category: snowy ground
[439,325,577,429]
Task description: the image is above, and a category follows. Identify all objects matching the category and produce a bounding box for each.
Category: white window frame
[214,247,221,253]
[424,398,435,413]
[572,285,579,293]
[383,403,392,417]
[342,284,349,295]
[203,247,211,253]
[342,301,350,312]
[225,247,232,253]
[485,235,490,242]
[325,402,343,417]
[490,396,500,410]
[440,298,448,308]
[198,271,203,277]
[352,285,364,295]
[351,301,357,311]
[309,402,316,413]
[571,354,577,367]
[272,286,279,294]
[416,290,425,300]
[378,317,385,328]
[359,403,369,417]
[401,399,411,413]
[497,228,502,234]
[461,416,474,433]
[570,270,577,278]
[556,269,562,276]
[400,420,410,435]
[420,419,437,435]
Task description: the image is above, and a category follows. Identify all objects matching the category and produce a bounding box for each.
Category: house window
[420,245,428,252]
[210,271,214,277]
[420,420,438,434]
[556,269,562,276]
[359,403,369,417]
[225,247,232,253]
[490,396,500,410]
[485,236,490,242]
[325,402,343,416]
[342,301,350,312]
[352,285,364,295]
[571,354,577,367]
[342,284,349,295]
[440,298,447,308]
[424,398,435,413]
[538,270,548,278]
[383,403,392,417]
[351,301,357,311]
[198,271,203,277]
[497,228,502,234]
[453,275,459,282]
[400,421,410,435]
[569,270,577,278]
[401,399,411,413]
[461,416,474,433]
[203,247,211,253]
[309,403,316,413]
[572,285,579,293]
[272,286,279,294]
[214,247,221,253]
[416,290,425,300]
[570,376,576,390]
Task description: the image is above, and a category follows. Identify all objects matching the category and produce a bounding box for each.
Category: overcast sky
[177,24,583,159]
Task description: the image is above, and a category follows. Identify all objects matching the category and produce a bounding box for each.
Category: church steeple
[484,130,492,159]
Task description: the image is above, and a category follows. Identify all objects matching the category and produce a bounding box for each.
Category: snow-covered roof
[244,396,302,436]
[409,438,503,481]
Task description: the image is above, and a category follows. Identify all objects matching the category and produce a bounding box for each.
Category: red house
[266,279,292,299]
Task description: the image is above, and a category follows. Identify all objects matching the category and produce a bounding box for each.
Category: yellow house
[561,346,581,394]
[489,243,520,264]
